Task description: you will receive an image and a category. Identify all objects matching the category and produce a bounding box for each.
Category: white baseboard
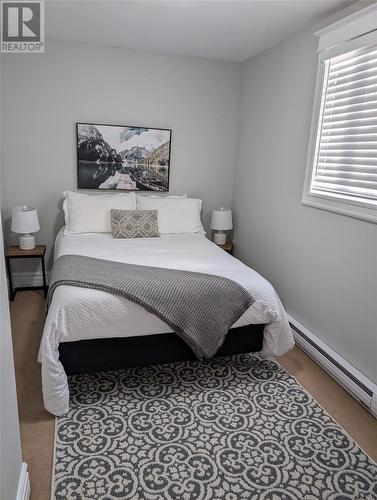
[13,271,50,288]
[288,313,377,418]
[16,463,30,500]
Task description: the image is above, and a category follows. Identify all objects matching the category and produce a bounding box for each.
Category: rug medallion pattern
[54,354,377,499]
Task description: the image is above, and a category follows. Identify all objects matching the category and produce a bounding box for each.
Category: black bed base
[59,324,265,375]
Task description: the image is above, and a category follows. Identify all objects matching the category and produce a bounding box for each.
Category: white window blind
[310,43,377,206]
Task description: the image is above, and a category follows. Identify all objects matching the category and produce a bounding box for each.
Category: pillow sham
[63,191,136,234]
[136,197,204,234]
[111,209,159,239]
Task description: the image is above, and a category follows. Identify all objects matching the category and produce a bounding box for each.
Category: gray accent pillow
[111,209,159,238]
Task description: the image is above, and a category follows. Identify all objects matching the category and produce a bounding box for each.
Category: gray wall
[0,218,23,500]
[0,60,23,500]
[232,17,377,384]
[1,40,241,270]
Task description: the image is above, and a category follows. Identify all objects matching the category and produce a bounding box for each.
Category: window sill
[302,192,377,224]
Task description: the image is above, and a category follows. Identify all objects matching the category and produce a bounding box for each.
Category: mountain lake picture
[77,123,171,191]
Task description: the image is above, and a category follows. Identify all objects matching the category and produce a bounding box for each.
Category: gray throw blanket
[48,255,254,359]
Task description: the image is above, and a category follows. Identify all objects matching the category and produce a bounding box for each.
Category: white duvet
[39,229,294,415]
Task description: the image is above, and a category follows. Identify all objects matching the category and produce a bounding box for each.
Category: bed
[38,193,294,416]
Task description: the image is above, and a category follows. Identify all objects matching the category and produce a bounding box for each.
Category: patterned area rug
[54,354,377,499]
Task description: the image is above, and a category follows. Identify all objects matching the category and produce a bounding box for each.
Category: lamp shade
[210,207,233,230]
[11,206,40,234]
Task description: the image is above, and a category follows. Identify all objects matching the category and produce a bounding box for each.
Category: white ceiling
[45,0,353,62]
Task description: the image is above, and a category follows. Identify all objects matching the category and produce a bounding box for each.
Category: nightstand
[5,245,47,301]
[219,242,233,255]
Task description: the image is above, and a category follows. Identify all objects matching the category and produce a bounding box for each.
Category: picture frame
[76,122,172,191]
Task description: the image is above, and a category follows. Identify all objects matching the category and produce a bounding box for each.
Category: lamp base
[213,231,226,245]
[19,234,35,250]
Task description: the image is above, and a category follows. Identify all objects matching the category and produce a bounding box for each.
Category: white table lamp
[210,207,232,245]
[11,206,40,250]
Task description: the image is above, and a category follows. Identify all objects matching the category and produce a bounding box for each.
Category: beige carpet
[10,290,377,500]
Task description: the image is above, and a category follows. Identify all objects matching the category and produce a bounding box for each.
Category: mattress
[39,228,294,415]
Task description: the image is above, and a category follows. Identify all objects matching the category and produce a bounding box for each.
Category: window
[303,8,377,223]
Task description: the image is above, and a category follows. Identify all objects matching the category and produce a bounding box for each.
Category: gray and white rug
[54,354,377,499]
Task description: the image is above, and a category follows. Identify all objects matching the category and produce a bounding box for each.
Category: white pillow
[137,197,204,234]
[63,191,136,234]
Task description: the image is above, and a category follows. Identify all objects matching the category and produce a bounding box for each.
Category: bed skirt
[59,324,265,375]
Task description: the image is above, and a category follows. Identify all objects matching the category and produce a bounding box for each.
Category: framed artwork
[76,123,172,191]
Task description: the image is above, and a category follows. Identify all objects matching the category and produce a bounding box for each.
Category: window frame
[302,37,377,224]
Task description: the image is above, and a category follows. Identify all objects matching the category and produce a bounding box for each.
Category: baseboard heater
[287,314,377,418]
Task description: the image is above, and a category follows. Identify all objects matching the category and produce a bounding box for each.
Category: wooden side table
[219,242,233,254]
[5,245,47,301]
